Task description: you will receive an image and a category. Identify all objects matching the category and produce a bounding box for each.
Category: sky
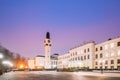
[0,0,120,58]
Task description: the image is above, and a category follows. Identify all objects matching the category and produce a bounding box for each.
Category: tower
[44,32,51,69]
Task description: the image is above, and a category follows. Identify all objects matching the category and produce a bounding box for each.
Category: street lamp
[0,53,4,59]
[2,60,13,67]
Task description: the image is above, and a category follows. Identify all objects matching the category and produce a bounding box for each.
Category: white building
[28,59,35,69]
[51,54,59,69]
[58,41,95,69]
[58,53,69,69]
[94,38,120,70]
[34,55,45,69]
[57,37,120,70]
[28,32,120,71]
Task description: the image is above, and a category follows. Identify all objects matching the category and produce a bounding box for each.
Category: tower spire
[46,32,50,39]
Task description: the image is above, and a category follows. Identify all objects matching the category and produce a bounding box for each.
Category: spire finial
[46,32,50,39]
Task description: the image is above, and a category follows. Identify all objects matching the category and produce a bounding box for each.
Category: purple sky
[0,0,120,58]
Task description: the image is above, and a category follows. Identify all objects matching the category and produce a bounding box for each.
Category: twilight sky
[0,0,120,58]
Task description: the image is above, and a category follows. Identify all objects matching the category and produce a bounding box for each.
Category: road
[0,71,120,80]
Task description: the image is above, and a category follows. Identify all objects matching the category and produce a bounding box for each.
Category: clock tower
[44,32,51,69]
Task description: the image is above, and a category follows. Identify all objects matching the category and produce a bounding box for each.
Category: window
[45,44,48,46]
[105,45,108,49]
[88,48,90,52]
[95,54,98,59]
[117,59,120,64]
[84,49,86,53]
[111,66,114,70]
[75,52,77,55]
[84,56,86,60]
[78,57,80,60]
[105,53,109,57]
[118,50,120,56]
[88,55,90,59]
[105,61,108,65]
[110,43,114,48]
[75,57,77,61]
[96,48,98,51]
[105,66,108,69]
[111,53,114,57]
[100,53,103,58]
[100,66,102,69]
[48,40,50,43]
[100,62,102,65]
[111,60,114,64]
[95,67,98,69]
[95,62,98,65]
[117,66,120,70]
[117,42,120,46]
[100,46,103,50]
[81,56,83,60]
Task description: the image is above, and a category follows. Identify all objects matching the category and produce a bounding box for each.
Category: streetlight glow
[0,53,4,59]
[2,60,13,67]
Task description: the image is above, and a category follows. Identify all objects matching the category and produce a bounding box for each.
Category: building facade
[57,37,120,70]
[28,59,35,69]
[28,32,120,70]
[34,55,45,69]
[94,38,120,70]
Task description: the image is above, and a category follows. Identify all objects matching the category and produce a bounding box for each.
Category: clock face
[46,44,48,46]
[48,40,50,43]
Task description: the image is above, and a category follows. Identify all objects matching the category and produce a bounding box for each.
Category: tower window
[46,44,48,46]
[48,40,50,43]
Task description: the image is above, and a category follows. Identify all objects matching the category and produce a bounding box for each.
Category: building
[28,59,35,69]
[94,38,120,70]
[57,53,69,69]
[34,55,45,69]
[57,37,120,70]
[51,54,59,69]
[27,32,120,71]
